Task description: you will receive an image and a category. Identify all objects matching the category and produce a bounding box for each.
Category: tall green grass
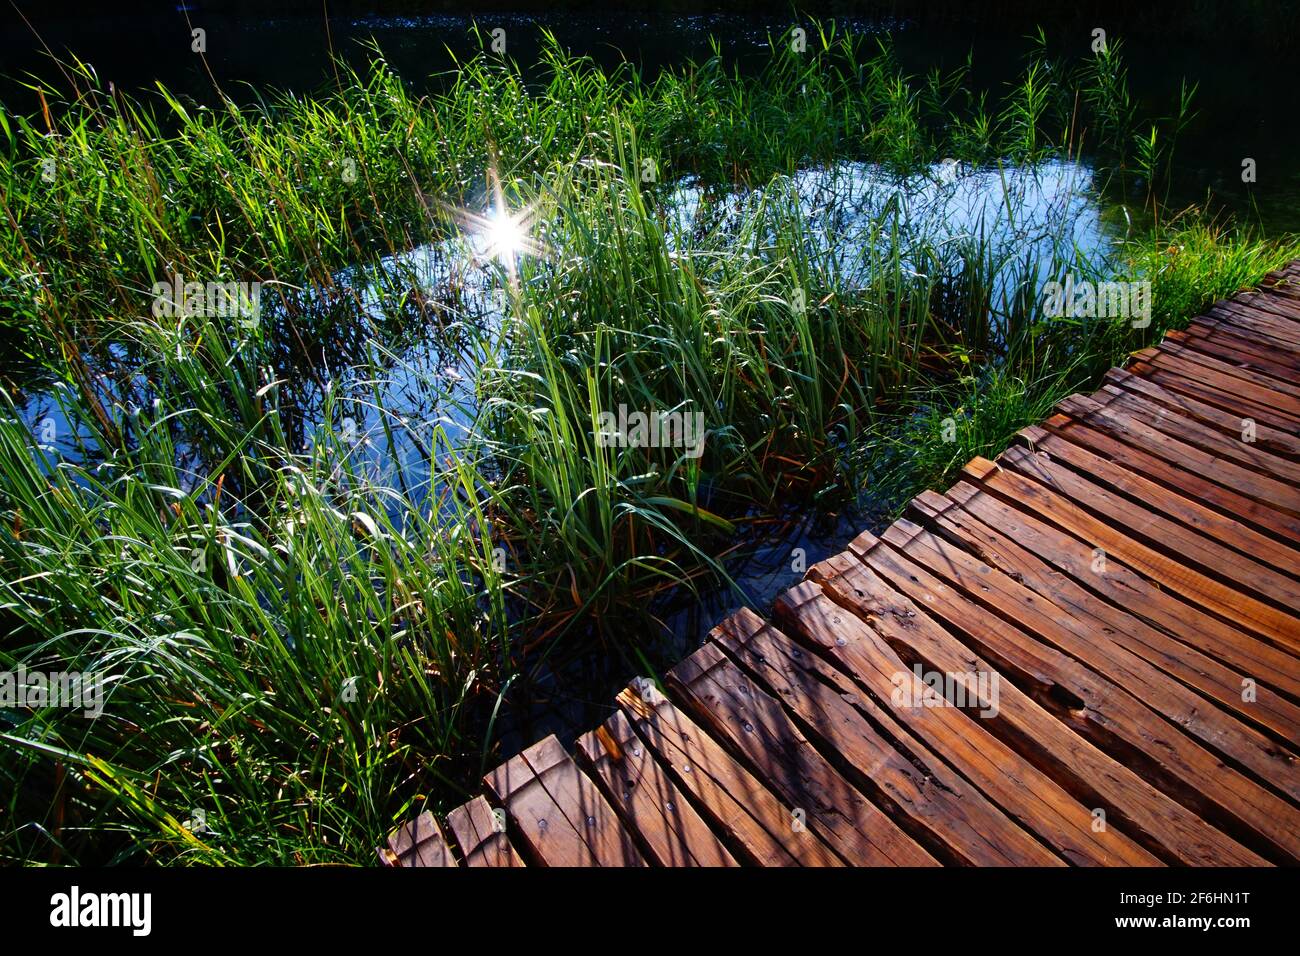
[876,216,1300,508]
[1,24,1296,864]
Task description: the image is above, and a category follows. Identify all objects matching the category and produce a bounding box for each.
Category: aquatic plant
[1,23,1295,864]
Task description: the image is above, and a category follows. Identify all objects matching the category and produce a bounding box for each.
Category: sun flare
[483,207,527,262]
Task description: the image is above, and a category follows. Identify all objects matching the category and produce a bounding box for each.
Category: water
[1,9,1286,759]
[669,158,1109,294]
[483,155,1121,749]
[9,149,1123,755]
[3,10,1297,231]
[19,155,1110,479]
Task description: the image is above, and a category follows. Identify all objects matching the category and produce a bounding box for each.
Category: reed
[1,23,1296,865]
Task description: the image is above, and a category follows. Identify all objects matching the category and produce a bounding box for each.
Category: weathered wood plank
[1186,318,1300,374]
[616,683,843,866]
[445,796,525,867]
[1226,293,1300,334]
[1126,359,1300,432]
[1056,393,1299,518]
[1142,346,1300,414]
[1256,267,1300,292]
[1017,418,1300,580]
[669,642,939,866]
[517,735,646,867]
[575,710,737,867]
[1188,311,1300,359]
[774,580,1164,865]
[1245,293,1300,330]
[845,532,1299,862]
[1104,367,1300,464]
[712,608,1065,865]
[382,810,457,867]
[1215,294,1300,338]
[806,552,1265,865]
[998,445,1300,644]
[1039,412,1300,546]
[1208,299,1300,343]
[485,747,597,866]
[1172,326,1300,382]
[1089,384,1300,484]
[909,486,1300,741]
[941,474,1300,701]
[876,514,1300,809]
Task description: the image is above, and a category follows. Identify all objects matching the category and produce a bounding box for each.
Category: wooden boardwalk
[382,265,1300,867]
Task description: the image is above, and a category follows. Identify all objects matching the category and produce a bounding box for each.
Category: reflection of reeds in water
[0,23,1296,865]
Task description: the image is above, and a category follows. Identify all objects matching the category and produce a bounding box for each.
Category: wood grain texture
[384,268,1300,867]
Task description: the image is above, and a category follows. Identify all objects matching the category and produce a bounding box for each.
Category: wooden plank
[1263,268,1300,291]
[909,486,1300,742]
[1256,295,1300,316]
[485,746,597,866]
[1186,317,1300,369]
[1187,317,1300,374]
[998,444,1300,643]
[1228,293,1300,332]
[1216,287,1300,320]
[1142,347,1300,414]
[1151,332,1300,394]
[383,810,457,867]
[1019,416,1300,579]
[1262,285,1300,304]
[1210,297,1300,341]
[941,474,1300,701]
[616,683,843,866]
[517,735,646,867]
[1238,281,1300,310]
[1090,384,1300,483]
[710,609,1060,866]
[1057,393,1300,518]
[575,710,737,867]
[445,796,525,868]
[1039,412,1300,546]
[877,514,1300,809]
[1127,359,1300,432]
[845,531,1299,863]
[1105,367,1300,464]
[668,642,939,866]
[1173,327,1300,382]
[1198,302,1300,346]
[1216,294,1300,338]
[1263,263,1300,283]
[1263,296,1300,317]
[773,580,1164,865]
[806,552,1266,866]
[1257,285,1300,314]
[1267,294,1300,311]
[1264,262,1300,285]
[1203,305,1300,350]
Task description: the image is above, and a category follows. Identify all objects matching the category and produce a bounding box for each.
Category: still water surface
[3,10,1290,756]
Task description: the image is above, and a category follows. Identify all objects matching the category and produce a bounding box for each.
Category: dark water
[12,151,1114,757]
[488,152,1115,752]
[3,10,1297,231]
[4,8,1295,760]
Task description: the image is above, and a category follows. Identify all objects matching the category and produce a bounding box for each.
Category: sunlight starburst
[425,159,550,282]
